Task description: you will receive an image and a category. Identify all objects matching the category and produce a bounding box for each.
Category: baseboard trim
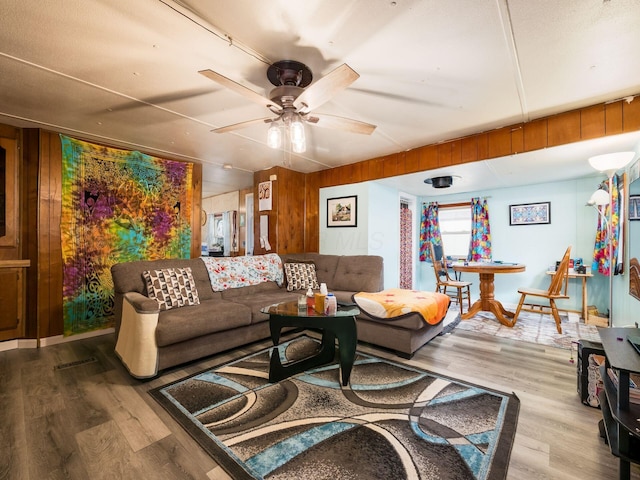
[0,328,114,352]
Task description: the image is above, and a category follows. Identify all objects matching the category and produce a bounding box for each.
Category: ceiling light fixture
[222,163,233,170]
[267,111,306,153]
[424,175,454,188]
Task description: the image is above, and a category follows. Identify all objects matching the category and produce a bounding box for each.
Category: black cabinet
[598,327,640,480]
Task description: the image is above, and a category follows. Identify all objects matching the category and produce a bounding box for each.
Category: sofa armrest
[114,292,160,378]
[124,291,160,313]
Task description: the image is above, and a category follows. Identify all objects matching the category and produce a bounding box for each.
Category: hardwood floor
[1,328,638,480]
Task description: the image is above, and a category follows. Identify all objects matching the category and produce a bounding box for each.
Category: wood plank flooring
[1,328,639,480]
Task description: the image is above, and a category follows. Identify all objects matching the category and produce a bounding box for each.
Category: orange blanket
[353,289,450,325]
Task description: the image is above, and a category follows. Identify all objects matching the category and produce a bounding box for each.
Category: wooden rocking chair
[429,243,472,314]
[512,246,572,333]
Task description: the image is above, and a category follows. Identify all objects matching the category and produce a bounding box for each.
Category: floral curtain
[399,202,413,288]
[468,197,491,261]
[592,174,622,276]
[419,202,442,261]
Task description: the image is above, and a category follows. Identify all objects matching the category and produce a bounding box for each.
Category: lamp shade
[588,151,635,177]
[587,188,610,206]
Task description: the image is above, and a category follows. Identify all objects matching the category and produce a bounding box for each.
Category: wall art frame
[630,195,640,221]
[509,201,551,226]
[327,195,357,227]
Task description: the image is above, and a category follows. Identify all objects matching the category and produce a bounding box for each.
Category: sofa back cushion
[112,258,215,300]
[331,255,384,292]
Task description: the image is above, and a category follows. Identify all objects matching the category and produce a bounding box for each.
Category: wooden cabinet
[0,260,29,341]
[598,327,640,480]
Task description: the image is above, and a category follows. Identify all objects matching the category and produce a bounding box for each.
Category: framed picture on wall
[630,195,640,221]
[327,195,357,227]
[509,201,551,225]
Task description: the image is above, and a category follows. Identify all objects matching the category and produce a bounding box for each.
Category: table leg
[269,329,336,384]
[582,276,588,320]
[460,272,516,327]
[334,318,358,386]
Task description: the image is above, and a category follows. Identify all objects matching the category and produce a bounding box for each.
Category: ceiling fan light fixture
[289,114,305,144]
[292,137,306,153]
[267,122,282,149]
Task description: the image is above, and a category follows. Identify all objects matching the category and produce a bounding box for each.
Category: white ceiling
[1,0,639,198]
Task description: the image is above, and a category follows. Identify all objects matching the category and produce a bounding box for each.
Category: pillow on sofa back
[284,262,320,292]
[142,267,200,310]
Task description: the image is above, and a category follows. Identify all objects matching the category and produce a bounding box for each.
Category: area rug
[150,336,519,480]
[452,309,601,349]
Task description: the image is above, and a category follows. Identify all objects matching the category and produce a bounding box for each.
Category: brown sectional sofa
[111,253,444,379]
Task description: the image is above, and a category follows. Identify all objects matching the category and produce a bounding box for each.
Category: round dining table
[452,262,526,326]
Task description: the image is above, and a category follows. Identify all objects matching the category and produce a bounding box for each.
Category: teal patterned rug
[150,336,519,480]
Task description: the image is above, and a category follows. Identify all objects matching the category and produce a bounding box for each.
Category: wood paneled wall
[253,167,306,255]
[302,97,640,252]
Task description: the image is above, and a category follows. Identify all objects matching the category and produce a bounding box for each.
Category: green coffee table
[261,300,360,386]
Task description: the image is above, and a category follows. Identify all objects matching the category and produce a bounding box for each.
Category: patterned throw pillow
[284,262,320,292]
[142,267,200,311]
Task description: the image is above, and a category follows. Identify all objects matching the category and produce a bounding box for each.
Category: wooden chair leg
[512,294,526,324]
[465,286,471,309]
[457,288,463,314]
[549,300,563,334]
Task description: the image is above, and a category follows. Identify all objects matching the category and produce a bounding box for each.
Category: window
[439,205,471,258]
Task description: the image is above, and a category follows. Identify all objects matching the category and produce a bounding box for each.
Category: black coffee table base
[268,314,357,387]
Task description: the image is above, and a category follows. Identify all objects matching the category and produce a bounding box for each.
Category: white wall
[319,175,640,327]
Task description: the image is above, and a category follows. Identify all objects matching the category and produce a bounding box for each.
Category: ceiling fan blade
[308,113,376,135]
[199,69,278,111]
[213,117,273,134]
[293,64,359,113]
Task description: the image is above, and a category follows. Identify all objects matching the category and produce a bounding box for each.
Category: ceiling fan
[198,60,377,148]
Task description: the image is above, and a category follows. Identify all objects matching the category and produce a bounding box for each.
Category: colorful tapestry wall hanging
[60,135,193,336]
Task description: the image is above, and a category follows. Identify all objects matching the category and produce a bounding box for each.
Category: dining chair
[429,243,472,314]
[512,245,572,333]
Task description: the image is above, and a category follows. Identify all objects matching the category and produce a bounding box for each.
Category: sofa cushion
[332,255,384,292]
[284,262,320,291]
[142,267,200,310]
[155,299,252,346]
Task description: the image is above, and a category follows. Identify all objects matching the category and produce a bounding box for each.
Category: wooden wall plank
[581,104,605,140]
[623,97,640,132]
[605,101,623,135]
[487,127,512,158]
[190,163,203,258]
[382,154,398,178]
[523,119,547,152]
[437,143,452,167]
[461,136,478,163]
[548,110,581,146]
[418,145,437,171]
[477,133,489,160]
[22,129,39,339]
[510,125,524,154]
[404,149,421,172]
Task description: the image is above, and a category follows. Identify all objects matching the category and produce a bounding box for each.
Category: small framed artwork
[327,195,357,227]
[630,195,640,221]
[509,201,551,226]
